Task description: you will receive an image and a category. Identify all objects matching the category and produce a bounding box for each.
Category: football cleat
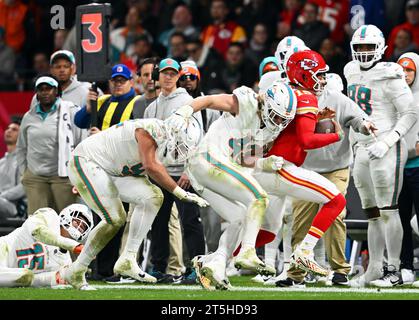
[192,255,215,291]
[105,274,137,284]
[275,277,306,288]
[113,255,157,284]
[401,269,415,285]
[290,246,329,277]
[200,256,232,291]
[251,274,274,284]
[61,264,89,290]
[234,248,276,276]
[370,265,403,288]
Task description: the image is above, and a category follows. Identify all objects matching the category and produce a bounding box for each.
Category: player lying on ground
[0,204,93,288]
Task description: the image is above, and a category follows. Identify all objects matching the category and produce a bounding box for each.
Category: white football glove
[167,105,194,133]
[366,141,389,160]
[173,186,209,207]
[255,155,284,172]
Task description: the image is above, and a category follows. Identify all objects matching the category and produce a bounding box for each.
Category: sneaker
[192,255,215,291]
[104,274,136,284]
[149,270,175,284]
[331,272,349,286]
[201,255,232,290]
[113,256,157,284]
[304,273,318,284]
[290,246,329,277]
[275,277,306,288]
[251,274,273,284]
[173,268,198,285]
[234,248,276,276]
[370,265,403,287]
[401,269,415,285]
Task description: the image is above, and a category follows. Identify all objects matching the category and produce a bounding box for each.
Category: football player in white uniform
[60,118,209,289]
[345,25,417,287]
[168,81,297,289]
[0,204,93,288]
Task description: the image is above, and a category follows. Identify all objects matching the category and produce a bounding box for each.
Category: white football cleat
[401,269,415,285]
[192,255,215,291]
[234,248,276,276]
[370,265,403,287]
[80,284,97,291]
[290,246,329,277]
[113,255,156,283]
[349,265,382,287]
[61,264,89,290]
[412,280,419,287]
[200,255,232,291]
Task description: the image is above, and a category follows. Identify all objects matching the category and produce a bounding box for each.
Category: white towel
[58,100,76,177]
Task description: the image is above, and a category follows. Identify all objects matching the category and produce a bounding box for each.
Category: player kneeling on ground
[0,204,93,288]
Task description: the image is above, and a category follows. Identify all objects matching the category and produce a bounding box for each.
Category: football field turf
[0,275,418,300]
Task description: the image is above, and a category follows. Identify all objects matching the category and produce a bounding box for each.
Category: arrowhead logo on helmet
[300,59,319,71]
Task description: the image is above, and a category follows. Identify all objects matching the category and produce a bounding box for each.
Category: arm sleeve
[296,114,340,150]
[29,212,80,252]
[74,106,92,129]
[15,116,28,175]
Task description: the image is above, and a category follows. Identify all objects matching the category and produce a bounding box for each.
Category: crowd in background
[0,0,418,93]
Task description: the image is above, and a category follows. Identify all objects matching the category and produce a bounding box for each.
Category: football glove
[173,186,209,207]
[366,141,389,160]
[255,155,284,172]
[167,105,194,133]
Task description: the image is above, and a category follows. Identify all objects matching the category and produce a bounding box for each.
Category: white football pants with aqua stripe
[187,151,269,251]
[68,155,163,269]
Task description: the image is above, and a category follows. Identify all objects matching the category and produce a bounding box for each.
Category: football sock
[367,217,385,274]
[381,209,403,269]
[240,198,268,250]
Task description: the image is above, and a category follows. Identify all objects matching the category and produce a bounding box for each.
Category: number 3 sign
[76,4,112,83]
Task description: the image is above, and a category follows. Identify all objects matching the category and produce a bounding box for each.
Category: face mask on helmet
[350,25,387,68]
[59,204,93,242]
[261,81,297,134]
[163,116,202,165]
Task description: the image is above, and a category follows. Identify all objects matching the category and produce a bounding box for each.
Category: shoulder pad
[344,61,360,80]
[371,62,404,80]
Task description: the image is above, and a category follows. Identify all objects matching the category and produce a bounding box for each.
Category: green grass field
[0,275,419,300]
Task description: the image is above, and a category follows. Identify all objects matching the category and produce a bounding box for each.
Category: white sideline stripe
[89,284,419,294]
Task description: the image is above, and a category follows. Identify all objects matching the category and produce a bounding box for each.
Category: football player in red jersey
[252,50,348,278]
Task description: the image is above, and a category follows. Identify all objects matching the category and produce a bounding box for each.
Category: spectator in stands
[53,29,69,52]
[236,0,279,37]
[144,58,206,283]
[245,23,271,67]
[319,38,348,82]
[73,64,141,281]
[292,2,330,51]
[0,0,28,53]
[132,58,160,118]
[30,52,49,85]
[0,117,26,218]
[158,4,200,50]
[120,34,156,74]
[221,42,258,92]
[386,0,419,60]
[168,32,188,62]
[201,0,247,59]
[110,6,153,63]
[0,27,15,88]
[16,75,83,215]
[390,29,418,62]
[310,0,349,45]
[396,53,419,285]
[276,0,304,40]
[185,38,227,94]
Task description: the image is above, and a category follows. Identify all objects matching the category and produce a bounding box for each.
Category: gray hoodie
[301,88,369,173]
[398,52,419,161]
[144,87,196,176]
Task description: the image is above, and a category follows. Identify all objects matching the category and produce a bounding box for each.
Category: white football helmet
[261,81,297,134]
[164,115,203,164]
[59,204,93,242]
[350,24,387,68]
[275,36,306,78]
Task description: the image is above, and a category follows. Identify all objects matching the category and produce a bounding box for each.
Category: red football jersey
[266,88,339,167]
